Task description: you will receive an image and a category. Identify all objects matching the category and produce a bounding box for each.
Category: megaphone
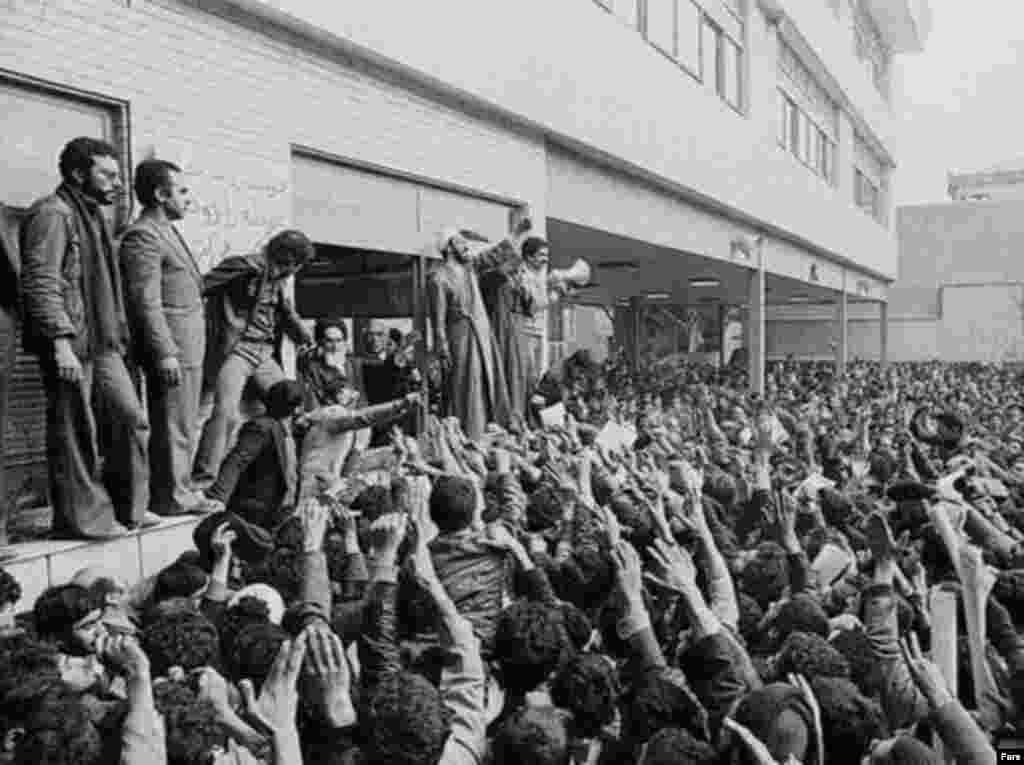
[549,258,592,288]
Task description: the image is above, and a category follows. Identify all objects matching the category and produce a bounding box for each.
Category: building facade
[949,161,1024,202]
[0,0,927,494]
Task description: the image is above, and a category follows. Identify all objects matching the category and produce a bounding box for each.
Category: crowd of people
[2,134,1022,765]
[0,353,1017,764]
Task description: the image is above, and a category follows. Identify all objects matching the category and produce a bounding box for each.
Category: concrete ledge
[4,516,202,615]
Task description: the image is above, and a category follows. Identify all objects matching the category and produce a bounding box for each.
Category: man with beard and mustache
[21,137,154,539]
[427,219,531,441]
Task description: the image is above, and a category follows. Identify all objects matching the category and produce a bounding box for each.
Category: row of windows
[778,90,835,183]
[596,0,744,112]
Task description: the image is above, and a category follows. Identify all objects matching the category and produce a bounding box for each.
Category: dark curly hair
[0,568,22,608]
[274,516,305,552]
[32,584,103,646]
[551,654,620,739]
[151,561,209,605]
[773,594,830,644]
[218,596,271,661]
[494,601,571,697]
[810,677,888,765]
[625,667,708,745]
[248,548,303,604]
[776,631,850,680]
[142,611,220,677]
[830,628,882,697]
[526,486,566,533]
[555,602,594,653]
[737,592,765,644]
[153,680,229,765]
[228,622,288,688]
[0,635,62,731]
[14,683,104,765]
[740,542,791,610]
[359,669,451,765]
[429,475,477,535]
[641,727,718,765]
[491,706,571,765]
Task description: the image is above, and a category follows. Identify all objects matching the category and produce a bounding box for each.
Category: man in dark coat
[191,230,315,487]
[427,223,529,441]
[120,159,205,517]
[200,379,305,530]
[20,137,153,538]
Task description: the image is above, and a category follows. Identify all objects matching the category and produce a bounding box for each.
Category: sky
[892,0,1024,206]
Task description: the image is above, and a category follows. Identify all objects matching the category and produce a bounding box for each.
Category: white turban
[437,227,462,256]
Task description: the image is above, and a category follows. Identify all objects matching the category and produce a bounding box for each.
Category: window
[646,0,676,54]
[851,0,890,99]
[855,169,880,218]
[721,36,741,108]
[701,16,743,110]
[675,0,701,75]
[777,88,835,184]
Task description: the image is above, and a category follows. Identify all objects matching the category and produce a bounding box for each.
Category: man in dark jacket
[191,230,315,487]
[20,137,153,539]
[200,379,305,530]
[120,159,205,517]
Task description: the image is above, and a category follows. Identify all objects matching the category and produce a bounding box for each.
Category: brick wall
[0,0,548,268]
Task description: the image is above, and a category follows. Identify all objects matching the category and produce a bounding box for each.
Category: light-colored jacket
[119,212,205,369]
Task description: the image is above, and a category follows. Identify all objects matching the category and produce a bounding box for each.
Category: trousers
[146,363,202,515]
[192,347,285,485]
[45,350,150,538]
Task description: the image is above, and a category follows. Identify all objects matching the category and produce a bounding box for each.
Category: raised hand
[304,624,355,728]
[240,633,308,738]
[645,538,697,594]
[368,513,408,563]
[610,540,644,603]
[900,632,953,710]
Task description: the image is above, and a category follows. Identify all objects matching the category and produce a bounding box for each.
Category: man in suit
[191,230,316,488]
[200,379,304,530]
[20,137,153,539]
[120,160,205,516]
[0,204,22,556]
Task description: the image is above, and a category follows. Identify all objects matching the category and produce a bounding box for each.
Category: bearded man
[427,219,530,440]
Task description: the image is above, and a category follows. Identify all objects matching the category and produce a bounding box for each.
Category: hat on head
[193,512,273,566]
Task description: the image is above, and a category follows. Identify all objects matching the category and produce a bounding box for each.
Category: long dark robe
[480,268,535,420]
[427,245,513,441]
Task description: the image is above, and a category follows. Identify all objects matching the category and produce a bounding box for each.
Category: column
[879,300,889,369]
[835,289,848,375]
[747,268,765,395]
[629,296,644,373]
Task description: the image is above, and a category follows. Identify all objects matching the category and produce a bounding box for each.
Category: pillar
[835,289,848,375]
[747,268,765,395]
[879,300,889,369]
[629,296,644,372]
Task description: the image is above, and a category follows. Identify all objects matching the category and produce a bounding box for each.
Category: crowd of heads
[1,356,1022,763]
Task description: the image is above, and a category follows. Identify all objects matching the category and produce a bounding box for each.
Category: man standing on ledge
[120,159,205,517]
[427,217,531,441]
[192,229,316,488]
[21,137,152,539]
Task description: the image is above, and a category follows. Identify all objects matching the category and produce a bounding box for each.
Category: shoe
[80,523,132,541]
[136,512,163,529]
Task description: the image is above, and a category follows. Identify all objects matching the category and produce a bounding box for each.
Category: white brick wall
[0,0,548,269]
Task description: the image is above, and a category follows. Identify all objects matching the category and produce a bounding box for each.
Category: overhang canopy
[863,0,932,54]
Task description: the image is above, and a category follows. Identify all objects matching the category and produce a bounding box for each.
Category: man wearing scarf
[21,137,152,539]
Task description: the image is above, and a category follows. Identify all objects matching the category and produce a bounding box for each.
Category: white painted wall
[252,0,903,279]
